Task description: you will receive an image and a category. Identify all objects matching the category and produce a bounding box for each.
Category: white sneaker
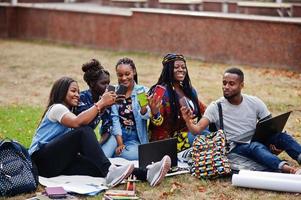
[295,168,301,175]
[106,164,134,187]
[146,155,171,187]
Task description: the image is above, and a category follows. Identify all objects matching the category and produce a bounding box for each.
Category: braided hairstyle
[150,53,202,124]
[115,57,138,84]
[82,58,110,88]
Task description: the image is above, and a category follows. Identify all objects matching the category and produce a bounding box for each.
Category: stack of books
[103,190,139,200]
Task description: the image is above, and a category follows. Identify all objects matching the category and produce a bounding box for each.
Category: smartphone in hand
[153,85,166,100]
[116,84,127,95]
[179,96,191,111]
[137,88,148,107]
[116,84,127,104]
[107,85,115,92]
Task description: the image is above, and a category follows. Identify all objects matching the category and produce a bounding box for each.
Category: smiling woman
[148,53,208,152]
[27,76,137,187]
[101,57,150,160]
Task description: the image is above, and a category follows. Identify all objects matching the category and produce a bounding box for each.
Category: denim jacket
[111,84,150,144]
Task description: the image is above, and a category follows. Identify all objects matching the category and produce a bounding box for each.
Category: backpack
[0,139,39,196]
[212,102,269,172]
[190,130,232,179]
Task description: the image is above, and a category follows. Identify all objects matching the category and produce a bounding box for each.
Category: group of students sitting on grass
[28,53,301,188]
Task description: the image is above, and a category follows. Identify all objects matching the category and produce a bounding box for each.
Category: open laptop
[138,138,177,169]
[252,111,292,143]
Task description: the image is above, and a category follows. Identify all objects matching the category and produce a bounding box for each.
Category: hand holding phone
[137,88,148,107]
[107,85,115,92]
[179,97,191,111]
[116,84,127,95]
[116,84,127,104]
[153,85,166,100]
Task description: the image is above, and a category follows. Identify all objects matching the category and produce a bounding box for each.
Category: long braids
[150,54,202,125]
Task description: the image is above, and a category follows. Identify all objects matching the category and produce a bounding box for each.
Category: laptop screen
[138,138,177,169]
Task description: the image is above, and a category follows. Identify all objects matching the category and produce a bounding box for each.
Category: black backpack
[0,139,39,196]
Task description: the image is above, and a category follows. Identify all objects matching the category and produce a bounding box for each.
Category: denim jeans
[101,126,140,160]
[187,127,211,145]
[101,135,117,158]
[231,132,301,170]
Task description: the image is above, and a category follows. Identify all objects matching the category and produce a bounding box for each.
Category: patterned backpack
[190,130,232,179]
[0,139,39,196]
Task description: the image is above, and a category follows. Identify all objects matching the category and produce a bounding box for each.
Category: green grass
[1,39,301,200]
[0,106,42,147]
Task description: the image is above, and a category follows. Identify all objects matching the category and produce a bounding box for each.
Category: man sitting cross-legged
[181,67,301,174]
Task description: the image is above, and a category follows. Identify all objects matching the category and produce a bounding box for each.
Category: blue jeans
[231,132,301,170]
[187,127,211,145]
[101,135,117,158]
[101,127,140,160]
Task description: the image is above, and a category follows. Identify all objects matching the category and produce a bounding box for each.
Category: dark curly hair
[82,59,109,87]
[115,57,138,83]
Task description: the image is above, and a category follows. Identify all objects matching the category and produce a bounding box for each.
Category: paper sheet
[232,171,301,193]
[39,175,108,195]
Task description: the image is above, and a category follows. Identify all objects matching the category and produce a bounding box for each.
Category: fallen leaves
[159,182,183,199]
[197,186,206,192]
[261,69,301,79]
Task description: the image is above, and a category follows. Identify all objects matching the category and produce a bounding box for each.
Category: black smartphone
[115,84,127,104]
[107,85,115,92]
[116,84,127,95]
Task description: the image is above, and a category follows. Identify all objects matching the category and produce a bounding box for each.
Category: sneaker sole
[151,156,171,186]
[110,164,134,187]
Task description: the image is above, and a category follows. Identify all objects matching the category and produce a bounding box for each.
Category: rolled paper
[232,173,301,193]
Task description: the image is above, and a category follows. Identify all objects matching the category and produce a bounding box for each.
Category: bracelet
[94,103,101,113]
[151,113,163,126]
[153,112,161,119]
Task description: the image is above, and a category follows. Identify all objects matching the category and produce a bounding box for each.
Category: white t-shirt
[48,104,70,123]
[204,94,270,146]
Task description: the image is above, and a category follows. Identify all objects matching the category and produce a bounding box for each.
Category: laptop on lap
[138,138,177,169]
[252,111,292,143]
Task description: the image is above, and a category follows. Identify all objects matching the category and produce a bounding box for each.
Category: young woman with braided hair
[148,53,208,152]
[75,58,171,187]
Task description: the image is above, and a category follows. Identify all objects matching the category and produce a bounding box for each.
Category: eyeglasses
[162,53,185,65]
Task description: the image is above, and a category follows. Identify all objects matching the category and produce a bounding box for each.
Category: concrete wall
[1,4,300,71]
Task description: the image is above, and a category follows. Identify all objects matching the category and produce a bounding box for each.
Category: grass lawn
[0,39,301,200]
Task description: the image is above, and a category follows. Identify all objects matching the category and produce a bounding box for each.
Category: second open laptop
[252,111,292,143]
[138,138,177,169]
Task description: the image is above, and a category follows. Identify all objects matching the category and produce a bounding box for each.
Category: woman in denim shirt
[104,57,150,160]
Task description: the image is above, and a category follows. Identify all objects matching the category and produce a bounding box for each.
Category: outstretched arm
[61,91,116,128]
[181,107,210,135]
